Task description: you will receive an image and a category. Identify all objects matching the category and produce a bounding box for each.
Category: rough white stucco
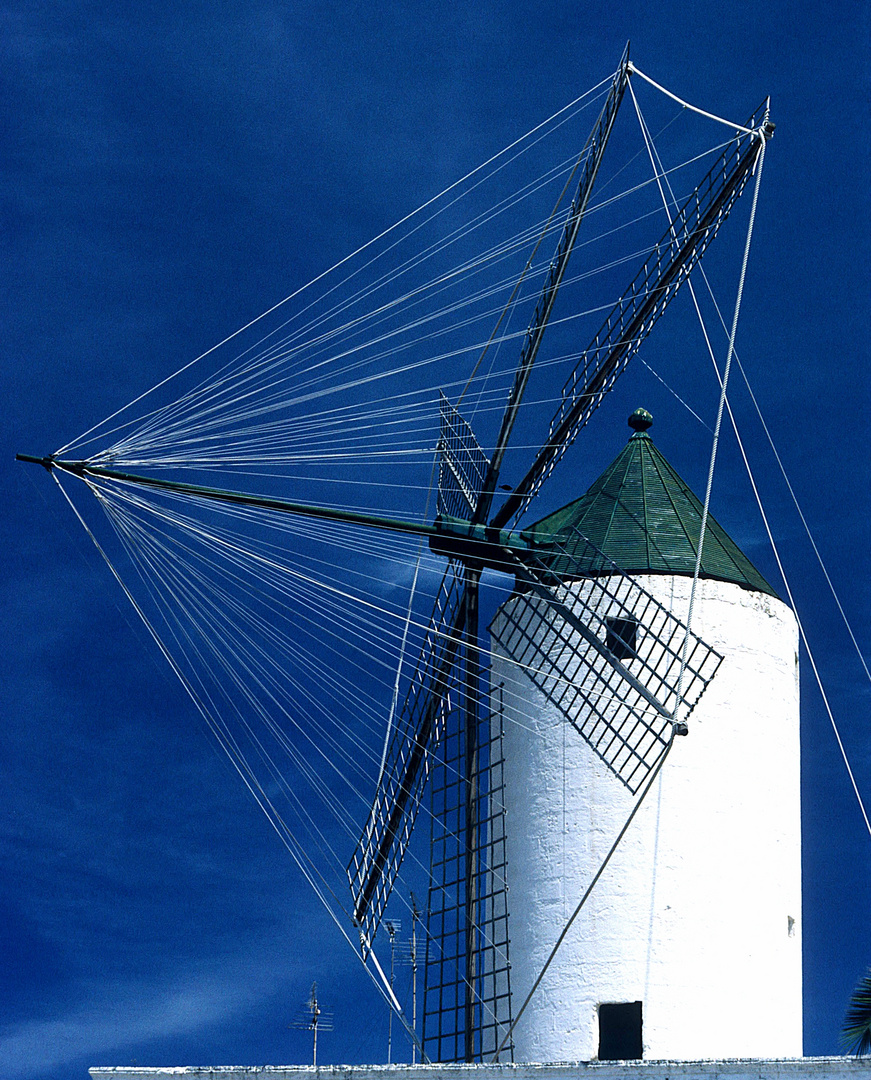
[491,575,801,1063]
[89,1060,861,1079]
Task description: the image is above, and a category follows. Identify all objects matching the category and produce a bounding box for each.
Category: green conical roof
[523,409,777,597]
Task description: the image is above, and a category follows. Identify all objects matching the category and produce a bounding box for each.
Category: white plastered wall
[491,575,801,1063]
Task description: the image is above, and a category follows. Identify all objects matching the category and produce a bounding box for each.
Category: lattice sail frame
[347,398,494,948]
[437,393,490,521]
[423,683,513,1063]
[491,527,724,793]
[347,564,465,947]
[493,102,771,529]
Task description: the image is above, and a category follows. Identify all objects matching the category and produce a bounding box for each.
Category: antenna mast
[411,894,421,1064]
[386,919,401,1063]
[292,982,334,1066]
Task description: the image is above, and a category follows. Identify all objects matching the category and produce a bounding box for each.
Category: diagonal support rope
[630,84,869,838]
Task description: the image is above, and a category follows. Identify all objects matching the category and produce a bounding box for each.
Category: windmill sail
[348,561,467,945]
[492,100,773,529]
[492,530,724,793]
[343,61,771,1064]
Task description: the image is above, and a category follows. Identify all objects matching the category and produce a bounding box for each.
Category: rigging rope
[724,409,871,839]
[56,80,614,459]
[633,83,868,838]
[628,62,756,135]
[63,134,733,475]
[52,467,481,1051]
[630,77,769,713]
[636,87,871,836]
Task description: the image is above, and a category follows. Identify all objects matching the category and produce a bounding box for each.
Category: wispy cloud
[0,943,303,1080]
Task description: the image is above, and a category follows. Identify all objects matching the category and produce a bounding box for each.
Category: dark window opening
[598,1000,643,1061]
[606,616,637,661]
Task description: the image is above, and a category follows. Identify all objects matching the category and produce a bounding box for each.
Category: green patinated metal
[522,409,778,597]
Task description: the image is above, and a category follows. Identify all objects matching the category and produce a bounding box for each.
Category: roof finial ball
[628,407,653,433]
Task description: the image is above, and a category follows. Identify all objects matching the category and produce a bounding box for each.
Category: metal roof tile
[523,411,778,597]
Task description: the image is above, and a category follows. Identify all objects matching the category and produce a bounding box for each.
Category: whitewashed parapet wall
[90,1059,864,1078]
[492,575,801,1062]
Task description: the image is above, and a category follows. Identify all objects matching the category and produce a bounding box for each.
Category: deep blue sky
[4,3,870,1078]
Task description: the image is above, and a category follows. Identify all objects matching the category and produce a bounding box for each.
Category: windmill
[345,51,772,1062]
[17,48,776,1065]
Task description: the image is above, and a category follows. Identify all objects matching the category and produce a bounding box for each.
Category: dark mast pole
[462,563,481,1060]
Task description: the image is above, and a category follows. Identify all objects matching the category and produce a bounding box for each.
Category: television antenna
[291,981,334,1067]
[385,918,402,1063]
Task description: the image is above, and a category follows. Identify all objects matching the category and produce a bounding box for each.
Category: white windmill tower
[492,406,801,1062]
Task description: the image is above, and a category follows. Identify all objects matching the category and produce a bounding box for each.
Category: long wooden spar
[15,454,529,569]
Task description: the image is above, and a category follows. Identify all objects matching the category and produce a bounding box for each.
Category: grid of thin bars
[477,684,513,1063]
[347,563,465,944]
[422,681,513,1063]
[436,393,489,521]
[492,529,723,792]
